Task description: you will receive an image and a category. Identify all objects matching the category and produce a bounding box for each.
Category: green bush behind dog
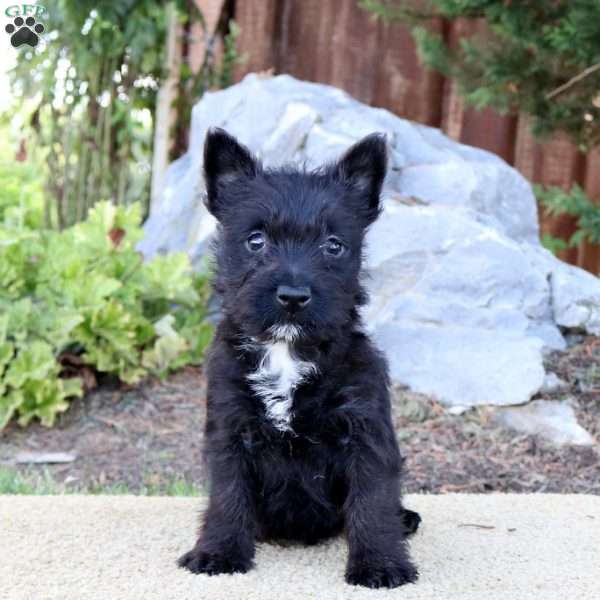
[0,201,213,429]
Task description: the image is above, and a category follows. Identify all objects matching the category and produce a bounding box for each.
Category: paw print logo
[5,16,45,48]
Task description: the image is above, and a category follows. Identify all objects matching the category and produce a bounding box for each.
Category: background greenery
[0,200,213,429]
[361,0,600,258]
[7,0,240,228]
[0,1,242,429]
[0,466,202,495]
[361,0,600,149]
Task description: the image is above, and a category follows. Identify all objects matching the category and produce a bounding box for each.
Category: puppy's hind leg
[400,508,421,536]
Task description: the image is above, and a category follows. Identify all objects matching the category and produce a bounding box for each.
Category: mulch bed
[1,338,598,494]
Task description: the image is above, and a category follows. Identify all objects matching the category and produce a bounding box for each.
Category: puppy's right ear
[203,128,258,219]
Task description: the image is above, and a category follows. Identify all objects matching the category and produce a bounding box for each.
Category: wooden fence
[220,0,599,274]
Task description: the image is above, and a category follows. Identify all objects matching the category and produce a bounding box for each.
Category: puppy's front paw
[177,547,252,575]
[345,559,418,589]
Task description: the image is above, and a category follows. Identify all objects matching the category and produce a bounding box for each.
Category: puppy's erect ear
[203,128,258,219]
[333,133,387,225]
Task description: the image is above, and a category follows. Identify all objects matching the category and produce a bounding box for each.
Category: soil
[1,338,599,494]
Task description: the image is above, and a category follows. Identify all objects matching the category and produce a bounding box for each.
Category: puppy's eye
[323,236,345,257]
[246,231,266,252]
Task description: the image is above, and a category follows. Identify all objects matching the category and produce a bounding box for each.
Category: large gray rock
[140,73,600,414]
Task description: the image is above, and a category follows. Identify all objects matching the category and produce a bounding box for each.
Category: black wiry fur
[177,128,420,588]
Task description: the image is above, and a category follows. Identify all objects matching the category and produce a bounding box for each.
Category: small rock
[493,400,594,446]
[551,261,600,335]
[15,452,76,464]
[540,372,569,394]
[564,333,586,348]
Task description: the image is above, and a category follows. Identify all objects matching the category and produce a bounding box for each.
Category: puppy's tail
[400,508,421,536]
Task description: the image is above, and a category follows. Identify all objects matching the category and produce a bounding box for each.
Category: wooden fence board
[582,147,600,271]
[536,134,585,265]
[233,0,280,77]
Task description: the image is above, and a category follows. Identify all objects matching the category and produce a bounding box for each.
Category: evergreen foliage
[361,0,600,149]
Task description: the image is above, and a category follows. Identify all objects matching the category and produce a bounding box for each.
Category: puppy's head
[204,128,387,342]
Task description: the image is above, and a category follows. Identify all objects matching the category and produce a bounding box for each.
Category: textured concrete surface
[1,494,599,599]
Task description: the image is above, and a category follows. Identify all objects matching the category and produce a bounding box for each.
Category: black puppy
[178,128,420,588]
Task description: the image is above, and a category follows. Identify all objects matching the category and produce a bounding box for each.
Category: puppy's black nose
[276,285,311,311]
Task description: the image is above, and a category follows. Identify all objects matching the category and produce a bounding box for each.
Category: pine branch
[546,62,600,101]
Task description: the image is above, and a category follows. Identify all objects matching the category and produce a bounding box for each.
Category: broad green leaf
[139,253,199,305]
[0,314,7,344]
[0,341,14,374]
[0,390,23,429]
[62,377,84,399]
[172,320,214,369]
[142,328,188,375]
[5,298,33,342]
[17,379,70,428]
[62,274,123,308]
[154,314,177,338]
[5,341,57,388]
[35,308,84,352]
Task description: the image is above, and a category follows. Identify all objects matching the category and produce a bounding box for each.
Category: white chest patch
[247,340,316,432]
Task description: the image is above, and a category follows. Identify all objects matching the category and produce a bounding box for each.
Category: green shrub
[9,2,242,228]
[0,137,45,230]
[536,184,600,255]
[0,201,213,429]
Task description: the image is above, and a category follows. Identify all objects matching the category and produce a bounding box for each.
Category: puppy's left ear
[333,133,387,225]
[203,127,259,219]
